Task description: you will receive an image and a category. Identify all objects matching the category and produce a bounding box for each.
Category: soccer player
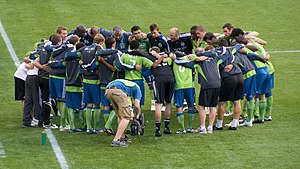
[214,40,245,130]
[66,24,86,43]
[49,35,80,131]
[169,52,196,133]
[14,61,28,113]
[100,26,132,53]
[56,26,68,43]
[105,79,141,147]
[194,25,208,49]
[82,26,100,46]
[147,23,170,53]
[168,27,193,55]
[64,35,84,133]
[70,34,105,133]
[32,34,62,128]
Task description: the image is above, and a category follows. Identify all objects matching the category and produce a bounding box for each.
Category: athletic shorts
[66,92,82,109]
[105,88,133,120]
[153,77,174,104]
[100,88,111,107]
[199,88,220,107]
[255,67,270,95]
[49,77,66,99]
[142,67,154,85]
[244,75,256,97]
[268,73,275,91]
[174,88,195,108]
[83,83,100,104]
[219,74,244,102]
[14,77,25,100]
[131,80,145,105]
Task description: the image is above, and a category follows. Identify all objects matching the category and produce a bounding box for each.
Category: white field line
[268,50,300,54]
[0,142,7,158]
[0,21,20,68]
[0,20,68,169]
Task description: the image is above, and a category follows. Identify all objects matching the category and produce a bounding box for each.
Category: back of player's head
[130,40,140,50]
[150,46,160,53]
[218,39,228,47]
[69,35,80,45]
[105,37,116,48]
[56,26,67,34]
[190,25,197,33]
[236,36,248,45]
[89,26,99,37]
[149,23,159,32]
[49,34,62,45]
[113,26,122,34]
[76,42,85,50]
[222,23,234,30]
[204,45,215,51]
[196,25,207,32]
[195,47,204,53]
[94,34,105,44]
[230,28,244,38]
[76,25,86,37]
[203,32,215,41]
[131,25,141,33]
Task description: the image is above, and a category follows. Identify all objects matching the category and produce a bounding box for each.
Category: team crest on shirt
[158,42,162,48]
[181,42,185,47]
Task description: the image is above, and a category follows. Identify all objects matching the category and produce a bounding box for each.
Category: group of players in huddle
[16,22,274,140]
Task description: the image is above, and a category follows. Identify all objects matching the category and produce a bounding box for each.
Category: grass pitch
[1,0,300,168]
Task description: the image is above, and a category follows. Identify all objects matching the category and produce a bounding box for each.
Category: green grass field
[1,0,300,168]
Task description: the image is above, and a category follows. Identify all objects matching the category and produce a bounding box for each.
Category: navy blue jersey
[147,33,170,53]
[167,33,193,54]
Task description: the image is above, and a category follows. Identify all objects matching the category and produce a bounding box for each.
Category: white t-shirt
[14,62,28,81]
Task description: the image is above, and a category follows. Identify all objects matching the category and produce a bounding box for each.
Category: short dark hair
[130,40,140,50]
[218,39,228,47]
[149,23,159,32]
[69,35,79,45]
[222,23,234,30]
[49,34,61,45]
[131,25,140,33]
[190,25,197,33]
[203,32,215,42]
[76,42,85,50]
[89,26,99,37]
[75,25,86,37]
[105,37,116,48]
[236,36,248,45]
[150,46,160,53]
[231,28,244,38]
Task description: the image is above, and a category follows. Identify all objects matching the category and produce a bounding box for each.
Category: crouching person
[105,79,141,147]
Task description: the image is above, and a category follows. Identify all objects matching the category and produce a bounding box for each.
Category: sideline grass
[1,0,300,168]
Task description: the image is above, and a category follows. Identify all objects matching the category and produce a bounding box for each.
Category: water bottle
[41,130,47,145]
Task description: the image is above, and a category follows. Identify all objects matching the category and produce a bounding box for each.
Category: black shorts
[199,88,220,107]
[219,73,244,102]
[153,77,174,104]
[14,77,25,100]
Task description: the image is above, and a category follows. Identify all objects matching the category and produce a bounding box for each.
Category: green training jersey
[172,56,194,90]
[121,53,153,80]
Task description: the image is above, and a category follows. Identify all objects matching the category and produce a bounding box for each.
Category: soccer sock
[93,106,101,130]
[105,110,116,129]
[155,121,161,132]
[176,112,185,130]
[216,119,223,128]
[259,100,267,121]
[164,118,170,129]
[85,107,92,130]
[65,106,69,125]
[246,100,254,122]
[58,101,66,127]
[241,98,247,117]
[78,109,85,129]
[265,95,273,118]
[253,97,259,117]
[68,108,75,130]
[187,109,194,129]
[103,110,110,123]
